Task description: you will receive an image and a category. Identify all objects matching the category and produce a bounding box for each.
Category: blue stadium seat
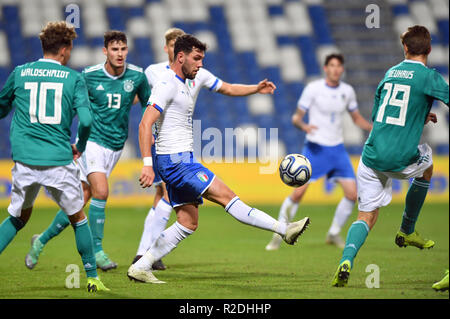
[308,5,334,45]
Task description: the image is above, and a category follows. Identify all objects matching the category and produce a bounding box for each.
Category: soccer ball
[279,154,312,187]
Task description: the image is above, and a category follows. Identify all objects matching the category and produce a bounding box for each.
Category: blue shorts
[302,141,355,182]
[155,152,215,208]
[151,142,163,186]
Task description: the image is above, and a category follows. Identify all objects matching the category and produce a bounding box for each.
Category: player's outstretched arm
[138,106,160,188]
[218,79,276,96]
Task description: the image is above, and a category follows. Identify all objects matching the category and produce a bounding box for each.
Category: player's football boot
[283,217,310,245]
[432,270,449,292]
[95,251,118,271]
[86,277,110,292]
[395,230,435,249]
[25,234,44,270]
[131,255,166,271]
[131,255,142,265]
[265,233,283,251]
[331,260,352,287]
[127,264,165,284]
[326,233,345,249]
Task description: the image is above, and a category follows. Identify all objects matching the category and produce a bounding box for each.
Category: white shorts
[8,161,84,217]
[77,141,123,184]
[357,144,433,212]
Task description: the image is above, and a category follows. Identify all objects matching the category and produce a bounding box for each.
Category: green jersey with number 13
[81,63,150,151]
[362,60,449,172]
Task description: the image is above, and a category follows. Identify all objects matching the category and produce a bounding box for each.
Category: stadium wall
[0,156,448,208]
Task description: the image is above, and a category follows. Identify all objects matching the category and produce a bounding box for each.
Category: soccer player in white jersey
[132,28,297,270]
[127,34,310,283]
[265,54,373,251]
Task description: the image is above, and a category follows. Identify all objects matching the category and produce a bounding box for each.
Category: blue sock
[340,220,370,268]
[400,178,430,235]
[88,198,106,254]
[72,218,97,278]
[0,216,24,254]
[39,210,70,245]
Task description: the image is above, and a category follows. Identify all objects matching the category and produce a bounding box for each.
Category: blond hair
[39,21,77,55]
[164,28,185,44]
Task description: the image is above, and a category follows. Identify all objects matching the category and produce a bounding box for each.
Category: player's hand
[256,79,276,94]
[425,112,437,125]
[302,124,318,134]
[71,144,82,161]
[139,166,155,188]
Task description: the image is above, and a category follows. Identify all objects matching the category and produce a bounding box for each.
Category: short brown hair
[324,53,344,66]
[39,21,77,55]
[174,34,207,58]
[165,28,185,45]
[104,30,127,48]
[400,25,431,56]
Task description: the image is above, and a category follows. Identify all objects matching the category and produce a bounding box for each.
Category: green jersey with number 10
[362,60,449,172]
[0,59,90,166]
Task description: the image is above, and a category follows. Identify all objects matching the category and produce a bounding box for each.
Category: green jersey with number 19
[0,58,90,166]
[81,63,150,151]
[362,59,449,172]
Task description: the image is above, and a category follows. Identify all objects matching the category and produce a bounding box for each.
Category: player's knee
[421,164,433,182]
[345,192,357,203]
[91,188,108,200]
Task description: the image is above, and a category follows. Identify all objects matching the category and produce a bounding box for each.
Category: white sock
[136,207,155,256]
[328,197,355,236]
[134,221,194,271]
[225,196,287,236]
[279,197,299,223]
[147,198,172,250]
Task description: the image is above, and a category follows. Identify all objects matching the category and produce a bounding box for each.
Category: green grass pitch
[0,203,448,299]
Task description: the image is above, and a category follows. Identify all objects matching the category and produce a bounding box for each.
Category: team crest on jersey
[196,171,209,183]
[187,80,195,88]
[123,79,134,92]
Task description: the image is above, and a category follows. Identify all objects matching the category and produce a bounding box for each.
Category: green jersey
[82,63,150,151]
[0,59,91,166]
[362,60,449,172]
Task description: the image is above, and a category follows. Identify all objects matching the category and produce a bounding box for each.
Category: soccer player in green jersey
[25,31,151,271]
[332,25,449,287]
[0,21,108,292]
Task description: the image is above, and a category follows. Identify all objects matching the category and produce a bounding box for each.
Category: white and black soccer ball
[279,154,312,187]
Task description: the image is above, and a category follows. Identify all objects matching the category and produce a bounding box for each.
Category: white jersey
[144,61,222,108]
[148,68,222,154]
[297,79,358,146]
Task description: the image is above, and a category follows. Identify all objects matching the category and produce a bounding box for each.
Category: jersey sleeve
[200,68,222,92]
[297,83,314,111]
[73,73,91,110]
[147,79,176,113]
[0,68,16,119]
[144,65,156,89]
[347,85,359,112]
[424,70,449,106]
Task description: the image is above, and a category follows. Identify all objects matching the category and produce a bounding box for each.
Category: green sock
[88,198,106,254]
[400,178,430,235]
[72,218,97,278]
[0,216,24,254]
[340,220,370,268]
[39,210,70,245]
